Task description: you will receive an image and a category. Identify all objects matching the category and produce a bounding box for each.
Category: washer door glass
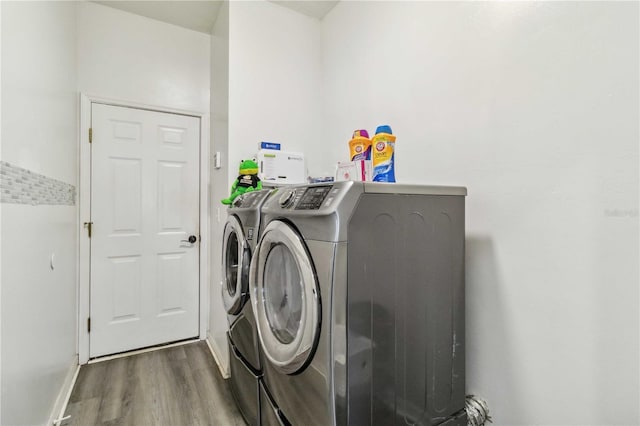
[264,244,302,344]
[250,220,320,375]
[222,215,249,315]
[225,231,239,296]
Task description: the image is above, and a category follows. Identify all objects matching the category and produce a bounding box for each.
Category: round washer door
[250,220,320,375]
[222,215,251,315]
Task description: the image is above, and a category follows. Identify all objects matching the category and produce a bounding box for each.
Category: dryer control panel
[295,186,333,210]
[276,185,334,210]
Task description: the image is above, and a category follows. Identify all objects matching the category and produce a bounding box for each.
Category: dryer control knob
[279,189,296,208]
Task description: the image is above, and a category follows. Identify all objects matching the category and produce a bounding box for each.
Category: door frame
[78,93,210,364]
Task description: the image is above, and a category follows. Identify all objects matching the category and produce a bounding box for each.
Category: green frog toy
[221,159,262,205]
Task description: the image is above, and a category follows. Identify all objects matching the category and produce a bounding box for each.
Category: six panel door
[90,103,200,358]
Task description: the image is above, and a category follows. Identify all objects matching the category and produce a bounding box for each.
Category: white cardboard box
[257,149,306,185]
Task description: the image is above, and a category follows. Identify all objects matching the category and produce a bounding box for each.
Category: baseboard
[48,355,80,426]
[206,332,230,379]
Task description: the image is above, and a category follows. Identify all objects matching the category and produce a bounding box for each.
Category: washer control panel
[232,189,273,209]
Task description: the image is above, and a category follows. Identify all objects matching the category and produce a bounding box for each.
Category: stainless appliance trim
[362,182,467,196]
[222,215,249,315]
[250,220,320,375]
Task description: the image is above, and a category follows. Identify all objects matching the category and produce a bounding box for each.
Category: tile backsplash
[0,161,76,206]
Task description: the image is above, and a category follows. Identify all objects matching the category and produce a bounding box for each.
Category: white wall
[0,2,4,423]
[77,1,210,113]
[1,2,78,424]
[77,0,212,357]
[321,2,639,424]
[209,0,231,372]
[1,4,212,421]
[228,0,322,183]
[206,0,323,372]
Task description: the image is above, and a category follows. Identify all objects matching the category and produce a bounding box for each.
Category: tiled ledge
[0,161,76,206]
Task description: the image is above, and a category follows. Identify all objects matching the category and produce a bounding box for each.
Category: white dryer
[221,189,273,426]
[250,181,468,426]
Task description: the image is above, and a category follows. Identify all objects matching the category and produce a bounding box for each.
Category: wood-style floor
[61,341,246,426]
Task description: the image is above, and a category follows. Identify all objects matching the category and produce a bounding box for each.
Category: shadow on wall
[465,234,523,422]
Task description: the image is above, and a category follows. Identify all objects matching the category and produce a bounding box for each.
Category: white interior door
[90,103,200,358]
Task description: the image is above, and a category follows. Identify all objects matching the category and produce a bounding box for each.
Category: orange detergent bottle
[348,129,371,161]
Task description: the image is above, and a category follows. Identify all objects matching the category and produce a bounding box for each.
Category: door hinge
[87,317,91,333]
[84,222,93,238]
[88,128,93,143]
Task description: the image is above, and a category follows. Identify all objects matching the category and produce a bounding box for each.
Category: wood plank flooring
[61,341,246,426]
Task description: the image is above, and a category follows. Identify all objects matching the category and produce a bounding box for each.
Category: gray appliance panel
[225,189,272,369]
[362,182,466,196]
[346,194,466,425]
[332,242,349,426]
[229,300,261,371]
[260,182,466,243]
[259,239,336,426]
[231,188,274,210]
[259,380,289,426]
[437,409,468,426]
[228,189,274,249]
[262,353,330,426]
[229,335,260,426]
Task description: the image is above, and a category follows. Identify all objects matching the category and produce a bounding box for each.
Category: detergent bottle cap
[352,129,369,139]
[375,125,393,135]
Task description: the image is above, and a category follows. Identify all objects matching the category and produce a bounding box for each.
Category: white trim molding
[199,114,211,340]
[78,94,91,364]
[48,356,79,426]
[207,332,230,379]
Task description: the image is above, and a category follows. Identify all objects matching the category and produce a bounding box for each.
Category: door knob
[181,235,197,244]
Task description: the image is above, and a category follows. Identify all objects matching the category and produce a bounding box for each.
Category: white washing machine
[250,181,468,426]
[221,189,273,426]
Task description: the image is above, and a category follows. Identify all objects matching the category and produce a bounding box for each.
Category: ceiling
[270,1,339,20]
[93,1,339,34]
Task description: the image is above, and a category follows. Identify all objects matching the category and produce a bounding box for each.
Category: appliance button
[279,189,296,208]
